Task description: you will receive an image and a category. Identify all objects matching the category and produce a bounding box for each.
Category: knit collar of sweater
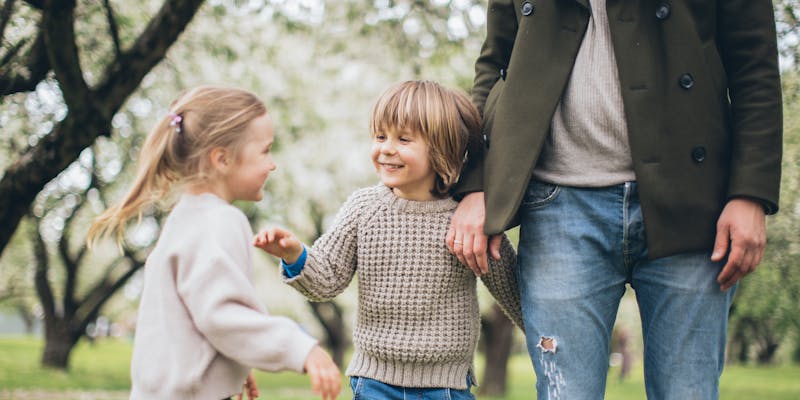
[377,184,457,214]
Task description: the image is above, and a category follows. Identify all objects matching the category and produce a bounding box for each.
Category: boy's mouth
[379,162,404,169]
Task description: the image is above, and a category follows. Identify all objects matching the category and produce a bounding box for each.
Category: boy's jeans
[349,376,474,400]
[517,180,735,400]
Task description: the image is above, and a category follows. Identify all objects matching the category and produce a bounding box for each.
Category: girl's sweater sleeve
[480,234,525,331]
[282,188,369,301]
[176,209,317,373]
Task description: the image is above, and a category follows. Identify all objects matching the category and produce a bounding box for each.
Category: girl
[254,80,523,399]
[88,86,341,400]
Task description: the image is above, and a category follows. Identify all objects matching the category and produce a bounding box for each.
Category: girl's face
[371,127,437,201]
[221,113,276,202]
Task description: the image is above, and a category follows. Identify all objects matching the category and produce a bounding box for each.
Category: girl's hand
[236,371,259,399]
[253,227,304,263]
[303,345,342,400]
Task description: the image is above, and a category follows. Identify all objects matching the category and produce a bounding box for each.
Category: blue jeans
[349,377,475,400]
[517,180,735,400]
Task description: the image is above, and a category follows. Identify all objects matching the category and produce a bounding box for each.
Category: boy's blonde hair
[88,85,267,247]
[370,80,482,198]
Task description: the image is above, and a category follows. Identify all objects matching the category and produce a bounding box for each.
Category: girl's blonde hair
[370,80,482,197]
[88,85,267,247]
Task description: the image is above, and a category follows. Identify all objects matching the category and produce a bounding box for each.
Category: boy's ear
[209,147,230,172]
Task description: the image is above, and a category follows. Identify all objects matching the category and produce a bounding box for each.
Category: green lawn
[1,336,798,399]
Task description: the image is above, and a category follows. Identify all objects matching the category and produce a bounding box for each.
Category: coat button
[483,134,490,148]
[691,146,706,163]
[679,73,695,89]
[521,1,534,16]
[499,68,506,80]
[655,3,671,20]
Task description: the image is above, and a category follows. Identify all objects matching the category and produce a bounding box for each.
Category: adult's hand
[712,198,767,291]
[446,192,502,276]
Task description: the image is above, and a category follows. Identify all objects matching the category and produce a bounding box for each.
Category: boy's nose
[380,140,396,153]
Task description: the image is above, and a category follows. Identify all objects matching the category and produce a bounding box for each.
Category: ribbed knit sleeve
[479,234,524,330]
[283,187,373,301]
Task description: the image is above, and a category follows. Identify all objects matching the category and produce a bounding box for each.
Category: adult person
[447,1,782,399]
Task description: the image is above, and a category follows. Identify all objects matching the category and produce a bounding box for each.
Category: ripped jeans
[517,181,735,400]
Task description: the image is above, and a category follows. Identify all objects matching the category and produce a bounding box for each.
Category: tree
[29,126,158,368]
[0,0,205,257]
[728,73,800,364]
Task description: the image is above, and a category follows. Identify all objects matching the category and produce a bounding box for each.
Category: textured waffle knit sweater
[283,184,524,390]
[130,193,317,400]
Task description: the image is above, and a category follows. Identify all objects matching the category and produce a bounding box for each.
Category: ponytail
[87,117,179,248]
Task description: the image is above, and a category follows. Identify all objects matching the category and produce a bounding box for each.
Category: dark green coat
[457,0,783,259]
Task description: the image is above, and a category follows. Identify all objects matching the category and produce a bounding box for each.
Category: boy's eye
[374,134,386,140]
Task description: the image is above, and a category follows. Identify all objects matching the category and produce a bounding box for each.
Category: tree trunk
[309,301,348,367]
[479,303,514,397]
[757,342,780,364]
[41,320,79,369]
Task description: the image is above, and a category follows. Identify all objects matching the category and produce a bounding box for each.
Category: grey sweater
[284,184,523,390]
[534,0,636,186]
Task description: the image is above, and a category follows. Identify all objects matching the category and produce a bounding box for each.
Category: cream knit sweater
[284,184,523,390]
[130,193,317,400]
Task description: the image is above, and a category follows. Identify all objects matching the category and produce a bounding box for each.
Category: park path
[0,390,128,400]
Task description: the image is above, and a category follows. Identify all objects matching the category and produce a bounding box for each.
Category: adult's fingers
[717,244,745,290]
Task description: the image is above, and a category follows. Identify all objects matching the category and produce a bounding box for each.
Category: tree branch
[102,0,121,59]
[31,217,56,322]
[0,0,16,43]
[95,0,205,114]
[0,27,50,95]
[76,254,143,327]
[58,210,78,315]
[41,0,90,107]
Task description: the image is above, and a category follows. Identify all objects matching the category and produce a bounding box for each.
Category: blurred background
[0,1,798,398]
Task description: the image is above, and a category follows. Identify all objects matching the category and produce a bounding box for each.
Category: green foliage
[728,71,800,363]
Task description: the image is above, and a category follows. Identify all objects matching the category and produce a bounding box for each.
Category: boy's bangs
[371,89,426,136]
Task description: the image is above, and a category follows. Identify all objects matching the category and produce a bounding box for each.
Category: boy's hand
[304,345,342,400]
[253,227,304,264]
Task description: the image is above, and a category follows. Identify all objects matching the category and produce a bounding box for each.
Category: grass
[1,336,799,399]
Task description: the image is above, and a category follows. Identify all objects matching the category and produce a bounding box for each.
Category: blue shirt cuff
[281,246,307,278]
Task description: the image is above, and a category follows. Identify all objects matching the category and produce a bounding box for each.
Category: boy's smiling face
[371,127,437,201]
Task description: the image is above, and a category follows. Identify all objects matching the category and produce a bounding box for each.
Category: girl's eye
[375,135,386,140]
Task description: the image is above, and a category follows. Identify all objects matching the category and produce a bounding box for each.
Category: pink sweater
[129,193,317,399]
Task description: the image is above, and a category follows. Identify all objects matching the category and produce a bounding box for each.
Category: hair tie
[168,113,183,134]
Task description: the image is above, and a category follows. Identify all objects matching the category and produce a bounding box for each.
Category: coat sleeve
[456,0,518,197]
[282,189,368,301]
[718,0,782,213]
[479,234,524,331]
[176,212,317,373]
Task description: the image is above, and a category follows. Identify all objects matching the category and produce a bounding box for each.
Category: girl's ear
[209,147,230,173]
